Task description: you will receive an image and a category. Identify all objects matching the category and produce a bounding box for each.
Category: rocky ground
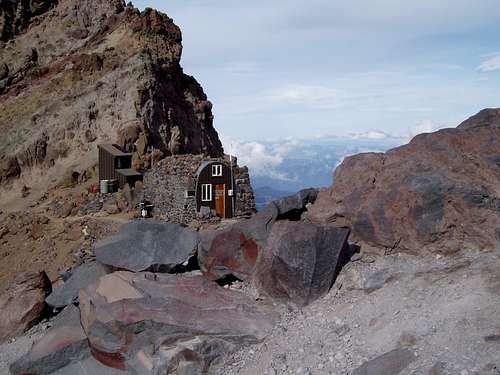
[217,248,500,375]
[0,182,132,292]
[2,246,498,375]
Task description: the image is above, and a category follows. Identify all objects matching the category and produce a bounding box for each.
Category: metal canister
[107,179,118,193]
[100,180,109,194]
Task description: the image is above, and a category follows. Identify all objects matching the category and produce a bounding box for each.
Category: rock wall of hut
[143,154,256,224]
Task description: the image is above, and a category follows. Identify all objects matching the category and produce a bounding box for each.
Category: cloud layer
[478,54,500,72]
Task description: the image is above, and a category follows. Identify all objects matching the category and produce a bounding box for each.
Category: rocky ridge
[0,0,223,194]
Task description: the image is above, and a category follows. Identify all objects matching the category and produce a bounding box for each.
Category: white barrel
[100,180,109,194]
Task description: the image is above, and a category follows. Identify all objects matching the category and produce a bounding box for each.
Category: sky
[132,0,500,145]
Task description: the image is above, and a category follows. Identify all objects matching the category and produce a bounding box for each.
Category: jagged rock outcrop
[0,271,51,343]
[308,109,500,254]
[0,0,223,186]
[252,221,350,307]
[0,0,58,42]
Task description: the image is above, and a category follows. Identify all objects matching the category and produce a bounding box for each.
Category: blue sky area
[132,1,500,177]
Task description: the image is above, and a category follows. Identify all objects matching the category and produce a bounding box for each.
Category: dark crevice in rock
[215,274,242,287]
[165,253,200,274]
[331,239,356,289]
[276,208,306,222]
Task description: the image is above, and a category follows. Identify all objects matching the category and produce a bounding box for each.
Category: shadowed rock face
[308,109,500,254]
[0,0,58,42]
[0,0,223,185]
[252,221,350,307]
[79,272,278,373]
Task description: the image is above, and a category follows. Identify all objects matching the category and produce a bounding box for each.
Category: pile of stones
[7,189,352,374]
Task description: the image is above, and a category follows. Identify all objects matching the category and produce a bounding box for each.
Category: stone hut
[143,154,256,224]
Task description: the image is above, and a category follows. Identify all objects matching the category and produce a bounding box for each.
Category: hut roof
[117,169,142,177]
[195,159,230,178]
[98,144,131,157]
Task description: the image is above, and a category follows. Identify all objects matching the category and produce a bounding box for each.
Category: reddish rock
[252,221,350,306]
[79,272,277,373]
[0,271,51,343]
[308,109,500,254]
[198,189,318,281]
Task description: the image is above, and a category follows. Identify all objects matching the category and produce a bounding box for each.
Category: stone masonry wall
[143,154,255,225]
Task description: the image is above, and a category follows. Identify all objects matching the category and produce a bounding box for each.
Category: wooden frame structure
[195,161,234,218]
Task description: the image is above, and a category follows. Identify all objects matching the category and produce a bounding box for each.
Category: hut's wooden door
[215,184,225,218]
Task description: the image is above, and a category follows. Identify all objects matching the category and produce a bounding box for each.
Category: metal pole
[230,144,235,217]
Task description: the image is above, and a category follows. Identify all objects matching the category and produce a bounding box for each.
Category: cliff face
[308,109,500,254]
[0,0,223,186]
[0,0,58,42]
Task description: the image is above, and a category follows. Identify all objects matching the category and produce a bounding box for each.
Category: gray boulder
[95,220,200,273]
[10,305,90,375]
[353,348,416,375]
[252,221,350,306]
[273,188,318,219]
[198,189,319,281]
[46,261,110,309]
[50,357,128,375]
[79,271,278,374]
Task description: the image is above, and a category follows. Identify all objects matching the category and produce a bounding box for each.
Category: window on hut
[212,164,222,177]
[201,184,212,201]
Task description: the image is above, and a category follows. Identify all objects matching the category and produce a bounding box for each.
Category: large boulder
[198,188,318,281]
[308,109,500,254]
[94,221,200,272]
[46,261,111,310]
[10,305,90,375]
[79,272,278,374]
[0,271,51,343]
[252,221,350,306]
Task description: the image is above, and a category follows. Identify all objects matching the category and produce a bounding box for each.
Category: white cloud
[221,136,298,180]
[266,85,341,110]
[405,119,439,141]
[348,130,389,140]
[478,54,500,72]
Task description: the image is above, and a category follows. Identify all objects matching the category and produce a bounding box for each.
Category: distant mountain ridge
[254,186,294,210]
[248,136,402,207]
